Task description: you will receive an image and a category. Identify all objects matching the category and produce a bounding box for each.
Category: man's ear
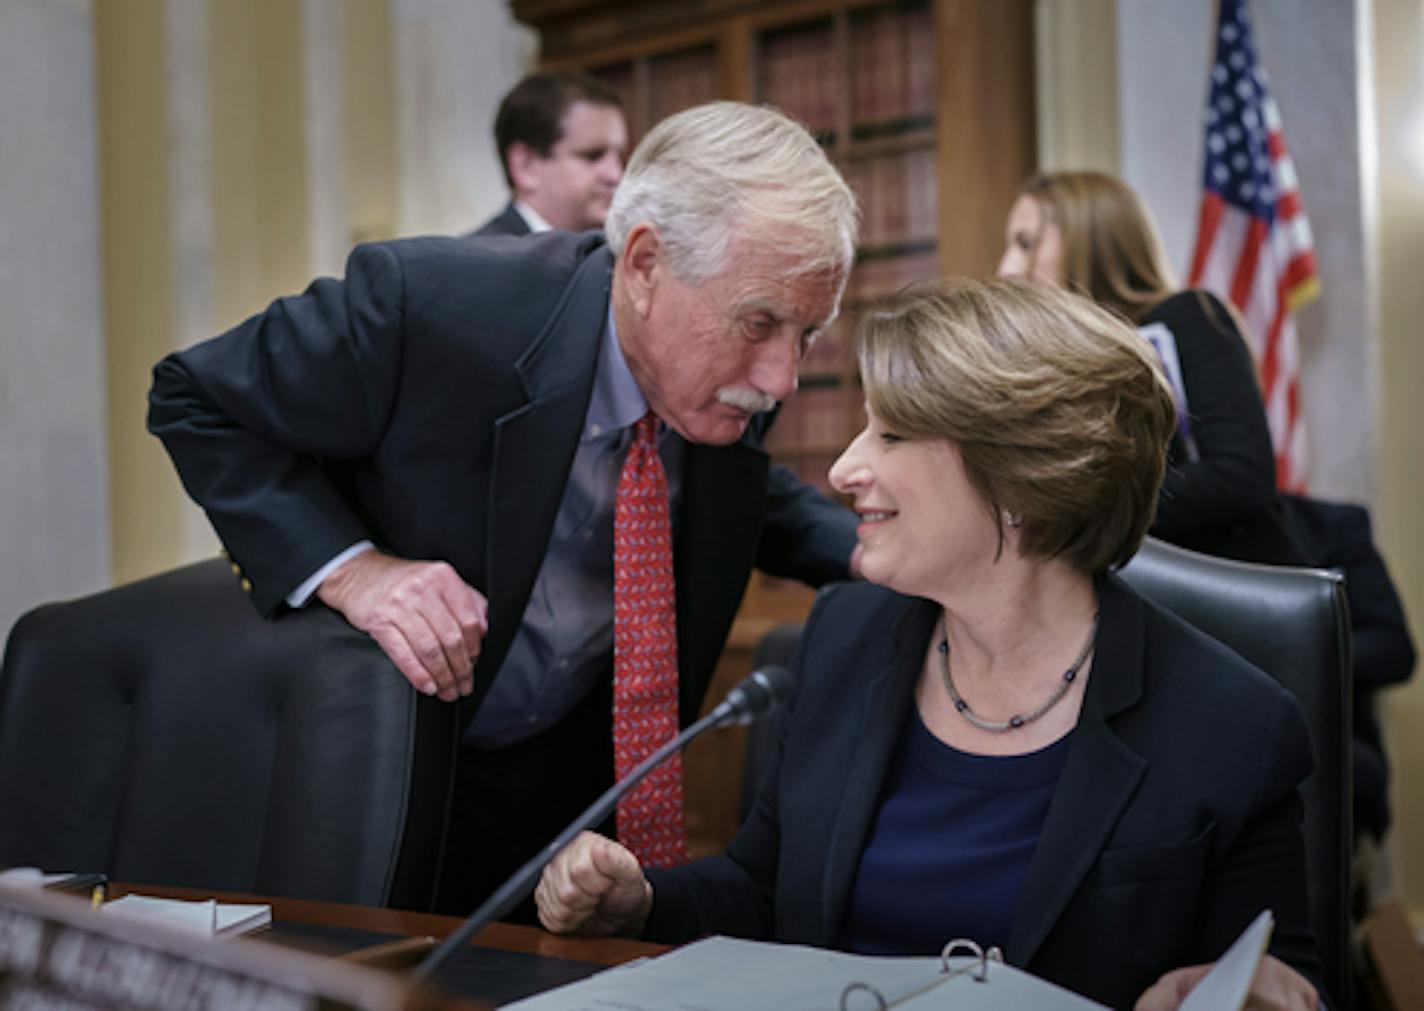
[506,141,542,196]
[618,223,662,318]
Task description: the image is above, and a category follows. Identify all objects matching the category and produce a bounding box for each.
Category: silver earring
[1004,511,1022,528]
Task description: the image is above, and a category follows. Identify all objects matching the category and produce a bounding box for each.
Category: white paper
[503,935,1108,1010]
[0,867,72,887]
[101,894,272,937]
[1180,909,1274,1011]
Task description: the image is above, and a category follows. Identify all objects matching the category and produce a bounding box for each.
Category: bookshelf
[515,0,1036,854]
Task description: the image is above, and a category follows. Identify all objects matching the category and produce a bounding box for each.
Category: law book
[648,46,717,124]
[101,894,272,938]
[760,21,837,142]
[801,314,848,373]
[904,1,937,121]
[847,247,940,304]
[905,146,938,243]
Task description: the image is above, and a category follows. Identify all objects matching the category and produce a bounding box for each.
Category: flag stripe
[1189,193,1226,285]
[1229,217,1269,311]
[1188,0,1319,491]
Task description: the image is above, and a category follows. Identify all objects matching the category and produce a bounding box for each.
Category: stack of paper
[0,867,105,894]
[506,911,1275,1011]
[101,894,272,938]
[505,936,1108,1010]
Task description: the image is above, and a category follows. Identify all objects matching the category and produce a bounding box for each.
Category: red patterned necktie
[612,412,687,868]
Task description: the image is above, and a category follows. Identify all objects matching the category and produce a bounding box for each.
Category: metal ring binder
[839,981,888,1010]
[839,940,1009,1009]
[938,938,1003,982]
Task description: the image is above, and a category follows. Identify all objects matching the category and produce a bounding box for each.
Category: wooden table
[110,884,667,1007]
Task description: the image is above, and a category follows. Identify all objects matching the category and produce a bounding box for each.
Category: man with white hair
[149,101,860,917]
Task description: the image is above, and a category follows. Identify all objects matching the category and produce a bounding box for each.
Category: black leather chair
[0,559,459,910]
[745,537,1353,1007]
[1119,536,1352,1009]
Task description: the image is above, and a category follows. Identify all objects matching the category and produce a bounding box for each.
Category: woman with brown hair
[998,171,1303,565]
[534,279,1322,1010]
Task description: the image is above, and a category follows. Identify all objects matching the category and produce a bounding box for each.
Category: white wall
[392,0,537,235]
[0,0,110,638]
[1115,0,1373,502]
[0,0,535,642]
[1370,0,1424,918]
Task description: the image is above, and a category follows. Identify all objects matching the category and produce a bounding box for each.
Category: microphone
[707,663,792,728]
[409,664,794,984]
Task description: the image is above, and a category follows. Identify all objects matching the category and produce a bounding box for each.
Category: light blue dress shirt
[464,310,685,749]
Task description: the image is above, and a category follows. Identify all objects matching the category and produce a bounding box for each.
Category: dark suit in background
[148,229,856,910]
[1145,291,1305,565]
[1280,494,1416,842]
[471,202,533,238]
[644,575,1320,1010]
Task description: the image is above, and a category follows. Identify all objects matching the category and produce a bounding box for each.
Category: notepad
[101,895,272,938]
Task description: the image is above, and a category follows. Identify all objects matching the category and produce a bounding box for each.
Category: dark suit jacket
[148,230,855,729]
[1280,493,1416,837]
[645,575,1321,1009]
[1146,291,1304,565]
[470,201,532,237]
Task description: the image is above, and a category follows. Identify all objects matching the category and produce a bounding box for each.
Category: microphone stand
[409,668,787,985]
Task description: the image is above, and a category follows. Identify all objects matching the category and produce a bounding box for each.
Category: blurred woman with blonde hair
[998,171,1303,565]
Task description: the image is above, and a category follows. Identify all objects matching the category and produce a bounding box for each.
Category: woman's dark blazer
[1146,291,1304,565]
[644,574,1321,1009]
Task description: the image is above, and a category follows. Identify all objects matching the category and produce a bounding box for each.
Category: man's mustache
[716,388,778,413]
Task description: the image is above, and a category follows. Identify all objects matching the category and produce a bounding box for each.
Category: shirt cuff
[285,541,374,608]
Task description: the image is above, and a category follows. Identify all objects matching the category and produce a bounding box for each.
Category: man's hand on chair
[318,550,487,701]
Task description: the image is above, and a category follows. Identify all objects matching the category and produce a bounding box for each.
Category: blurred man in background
[473,71,627,236]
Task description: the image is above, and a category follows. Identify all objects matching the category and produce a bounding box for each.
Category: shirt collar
[512,200,554,234]
[584,306,650,441]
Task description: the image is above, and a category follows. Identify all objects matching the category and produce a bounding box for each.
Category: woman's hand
[535,831,654,937]
[1135,954,1318,1010]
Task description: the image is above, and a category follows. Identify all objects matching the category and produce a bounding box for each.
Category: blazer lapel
[1007,576,1148,965]
[819,598,938,941]
[476,248,611,703]
[673,438,769,725]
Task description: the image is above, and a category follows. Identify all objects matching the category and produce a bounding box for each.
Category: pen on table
[90,884,105,909]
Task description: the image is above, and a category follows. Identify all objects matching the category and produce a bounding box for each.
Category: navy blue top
[836,708,1071,955]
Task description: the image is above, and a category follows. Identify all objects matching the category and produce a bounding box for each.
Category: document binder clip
[839,980,888,1011]
[839,938,1008,1009]
[939,938,1003,983]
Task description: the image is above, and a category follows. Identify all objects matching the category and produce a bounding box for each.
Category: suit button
[240,578,253,593]
[230,562,242,576]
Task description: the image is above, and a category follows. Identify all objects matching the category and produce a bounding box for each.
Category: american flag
[1188,0,1319,492]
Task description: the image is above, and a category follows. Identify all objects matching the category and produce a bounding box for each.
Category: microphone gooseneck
[709,664,793,727]
[409,664,793,985]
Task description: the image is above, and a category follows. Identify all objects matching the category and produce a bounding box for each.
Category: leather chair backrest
[0,559,457,909]
[1120,536,1352,1009]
